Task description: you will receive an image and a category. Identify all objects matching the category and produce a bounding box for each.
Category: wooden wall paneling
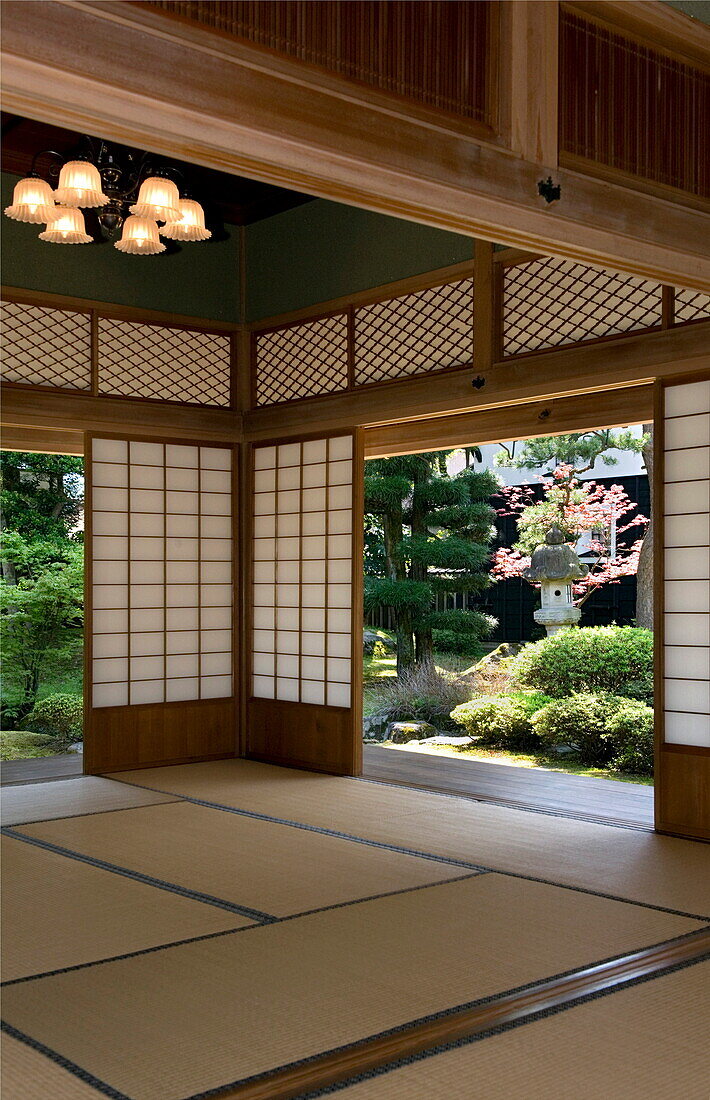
[654,371,710,840]
[247,428,361,775]
[3,1,710,288]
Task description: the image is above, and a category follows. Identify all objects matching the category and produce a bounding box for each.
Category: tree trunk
[410,463,434,669]
[383,508,415,675]
[635,424,654,630]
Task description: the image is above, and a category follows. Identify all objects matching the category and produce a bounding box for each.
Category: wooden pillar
[506,1,560,168]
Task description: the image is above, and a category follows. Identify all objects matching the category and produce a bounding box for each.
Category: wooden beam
[2,2,708,288]
[473,241,495,372]
[243,322,710,437]
[0,424,84,455]
[363,385,655,458]
[506,1,559,167]
[0,385,241,442]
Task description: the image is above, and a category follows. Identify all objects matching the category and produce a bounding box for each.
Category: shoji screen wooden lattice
[657,375,710,839]
[85,435,236,772]
[248,432,362,775]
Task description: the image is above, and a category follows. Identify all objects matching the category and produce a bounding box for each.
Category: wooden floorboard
[1,754,84,786]
[362,746,654,828]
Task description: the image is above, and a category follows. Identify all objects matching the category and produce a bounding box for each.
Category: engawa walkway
[1,753,83,786]
[362,745,654,828]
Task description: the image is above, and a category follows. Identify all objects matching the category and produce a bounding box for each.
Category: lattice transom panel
[255,314,349,406]
[1,300,92,390]
[97,318,231,406]
[503,258,662,357]
[354,279,473,385]
[675,288,710,325]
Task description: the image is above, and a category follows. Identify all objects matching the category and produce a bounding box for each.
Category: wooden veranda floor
[362,745,654,829]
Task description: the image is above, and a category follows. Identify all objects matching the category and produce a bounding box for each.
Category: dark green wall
[1,173,241,323]
[245,199,474,321]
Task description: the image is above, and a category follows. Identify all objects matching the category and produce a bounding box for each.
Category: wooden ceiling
[1,114,315,226]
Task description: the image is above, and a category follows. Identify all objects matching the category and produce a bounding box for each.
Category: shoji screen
[657,375,710,839]
[248,432,362,775]
[85,435,236,772]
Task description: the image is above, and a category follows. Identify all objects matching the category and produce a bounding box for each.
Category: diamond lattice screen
[662,379,710,748]
[90,438,233,708]
[97,318,231,406]
[0,300,92,390]
[251,435,353,708]
[255,315,349,407]
[503,258,662,357]
[675,289,710,325]
[354,279,473,385]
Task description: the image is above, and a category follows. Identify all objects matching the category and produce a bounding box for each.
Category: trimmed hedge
[513,626,653,704]
[531,692,654,772]
[25,693,83,743]
[450,692,552,749]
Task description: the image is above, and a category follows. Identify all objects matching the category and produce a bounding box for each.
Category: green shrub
[532,692,631,765]
[513,626,653,703]
[451,695,543,749]
[25,693,83,743]
[605,700,654,776]
[0,730,62,760]
[431,629,483,657]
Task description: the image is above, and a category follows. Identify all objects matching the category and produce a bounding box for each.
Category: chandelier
[4,137,211,255]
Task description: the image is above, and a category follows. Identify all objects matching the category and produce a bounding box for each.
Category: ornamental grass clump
[367,662,471,732]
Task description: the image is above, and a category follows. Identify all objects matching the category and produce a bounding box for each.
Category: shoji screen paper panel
[86,435,236,772]
[248,432,362,775]
[657,376,710,839]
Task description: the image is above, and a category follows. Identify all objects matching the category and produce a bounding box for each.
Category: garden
[363,428,655,786]
[0,451,84,762]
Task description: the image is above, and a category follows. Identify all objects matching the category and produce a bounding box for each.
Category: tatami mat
[2,875,703,1100]
[115,759,710,916]
[15,800,469,918]
[1,835,251,982]
[1,1034,100,1100]
[1,775,177,826]
[330,960,710,1099]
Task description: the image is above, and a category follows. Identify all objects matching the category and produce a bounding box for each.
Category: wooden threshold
[215,927,710,1100]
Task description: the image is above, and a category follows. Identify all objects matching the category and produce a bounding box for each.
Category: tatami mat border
[5,933,707,1100]
[1,872,484,988]
[109,779,710,921]
[2,827,277,923]
[295,953,710,1100]
[4,797,184,829]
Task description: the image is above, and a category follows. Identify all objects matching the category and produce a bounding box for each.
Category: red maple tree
[491,465,648,607]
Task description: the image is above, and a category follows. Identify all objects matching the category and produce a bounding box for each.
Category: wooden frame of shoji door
[84,430,240,773]
[1,287,239,411]
[654,371,710,840]
[245,427,364,776]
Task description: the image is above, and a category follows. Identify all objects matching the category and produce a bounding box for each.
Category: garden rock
[362,714,390,742]
[388,720,438,743]
[363,629,396,655]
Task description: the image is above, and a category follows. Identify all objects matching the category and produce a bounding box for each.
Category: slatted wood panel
[148,1,494,126]
[502,257,662,357]
[248,431,362,774]
[98,318,231,406]
[660,380,710,750]
[89,436,234,709]
[560,8,710,200]
[0,301,92,390]
[354,279,473,385]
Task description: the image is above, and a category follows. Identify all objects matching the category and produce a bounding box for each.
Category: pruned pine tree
[364,452,499,674]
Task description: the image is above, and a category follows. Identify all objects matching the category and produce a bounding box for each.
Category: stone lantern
[523,524,588,636]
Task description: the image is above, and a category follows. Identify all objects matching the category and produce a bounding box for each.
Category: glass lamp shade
[114,215,165,255]
[38,207,92,244]
[160,199,211,241]
[54,160,109,208]
[4,176,59,224]
[129,176,181,223]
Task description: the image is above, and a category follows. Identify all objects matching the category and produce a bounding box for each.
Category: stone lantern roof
[523,525,589,583]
